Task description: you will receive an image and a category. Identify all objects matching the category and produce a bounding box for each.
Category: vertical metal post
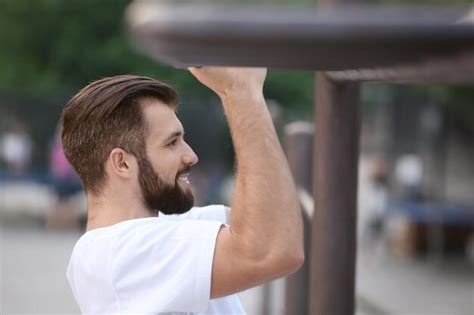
[285,122,314,193]
[260,283,272,315]
[284,122,314,315]
[310,73,361,315]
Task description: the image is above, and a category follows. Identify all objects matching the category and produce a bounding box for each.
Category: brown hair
[61,75,179,194]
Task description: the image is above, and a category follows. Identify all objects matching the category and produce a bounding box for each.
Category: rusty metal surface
[126,2,474,82]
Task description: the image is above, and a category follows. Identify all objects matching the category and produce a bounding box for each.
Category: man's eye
[169,139,178,147]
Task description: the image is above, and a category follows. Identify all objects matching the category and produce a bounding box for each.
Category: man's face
[137,100,199,215]
[136,153,194,215]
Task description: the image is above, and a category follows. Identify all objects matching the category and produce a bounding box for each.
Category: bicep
[210,226,268,299]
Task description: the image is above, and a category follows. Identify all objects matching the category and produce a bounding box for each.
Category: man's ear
[109,148,135,179]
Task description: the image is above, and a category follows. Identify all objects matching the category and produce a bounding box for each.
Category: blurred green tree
[0,0,313,112]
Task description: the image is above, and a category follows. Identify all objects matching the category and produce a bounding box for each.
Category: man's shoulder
[70,206,227,259]
[70,217,162,257]
[159,204,227,223]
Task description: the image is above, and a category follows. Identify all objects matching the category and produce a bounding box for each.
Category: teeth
[178,175,190,184]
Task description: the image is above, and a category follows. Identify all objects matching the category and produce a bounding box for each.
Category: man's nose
[182,142,198,166]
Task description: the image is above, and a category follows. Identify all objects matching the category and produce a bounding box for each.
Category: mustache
[176,165,192,177]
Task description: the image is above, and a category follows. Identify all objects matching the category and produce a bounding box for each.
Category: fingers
[187,66,201,73]
[187,66,208,84]
[187,66,209,79]
[187,66,199,73]
[187,66,267,97]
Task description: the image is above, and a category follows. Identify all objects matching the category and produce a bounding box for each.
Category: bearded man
[65,67,304,314]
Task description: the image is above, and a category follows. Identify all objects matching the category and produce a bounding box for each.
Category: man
[65,67,304,314]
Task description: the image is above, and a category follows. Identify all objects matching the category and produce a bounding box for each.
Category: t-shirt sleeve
[110,219,223,313]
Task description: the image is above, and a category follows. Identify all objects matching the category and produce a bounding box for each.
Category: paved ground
[357,251,474,315]
[1,221,81,314]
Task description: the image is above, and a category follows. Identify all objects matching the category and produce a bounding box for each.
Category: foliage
[0,0,184,96]
[0,0,313,110]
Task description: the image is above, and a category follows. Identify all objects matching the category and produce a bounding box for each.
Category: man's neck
[85,194,152,232]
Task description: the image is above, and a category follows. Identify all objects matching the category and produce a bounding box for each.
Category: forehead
[141,99,183,140]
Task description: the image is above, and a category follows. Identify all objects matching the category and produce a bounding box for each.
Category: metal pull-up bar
[126,2,473,314]
[126,2,474,83]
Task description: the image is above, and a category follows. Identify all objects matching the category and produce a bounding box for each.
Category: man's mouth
[177,173,190,184]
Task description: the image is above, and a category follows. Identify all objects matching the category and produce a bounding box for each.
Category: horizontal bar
[126,1,474,82]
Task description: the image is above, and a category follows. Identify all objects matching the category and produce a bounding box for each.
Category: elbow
[284,237,305,274]
[288,250,305,274]
[273,248,305,277]
[251,247,305,282]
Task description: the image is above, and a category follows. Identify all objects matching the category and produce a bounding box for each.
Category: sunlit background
[1,0,473,314]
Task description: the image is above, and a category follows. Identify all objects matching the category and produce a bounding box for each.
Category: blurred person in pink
[47,126,83,230]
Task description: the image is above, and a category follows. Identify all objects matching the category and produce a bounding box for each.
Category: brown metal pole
[285,122,314,192]
[310,73,361,315]
[284,122,314,315]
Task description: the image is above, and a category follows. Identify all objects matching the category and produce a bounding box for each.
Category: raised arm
[189,67,304,298]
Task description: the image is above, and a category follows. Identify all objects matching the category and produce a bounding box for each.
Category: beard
[136,154,194,216]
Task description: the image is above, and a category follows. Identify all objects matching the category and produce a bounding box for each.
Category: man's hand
[189,66,304,299]
[188,67,267,100]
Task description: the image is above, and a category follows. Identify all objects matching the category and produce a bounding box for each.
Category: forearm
[221,91,304,265]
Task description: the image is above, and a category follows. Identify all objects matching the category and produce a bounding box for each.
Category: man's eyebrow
[162,130,183,144]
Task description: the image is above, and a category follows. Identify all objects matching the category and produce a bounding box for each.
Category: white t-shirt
[67,205,245,315]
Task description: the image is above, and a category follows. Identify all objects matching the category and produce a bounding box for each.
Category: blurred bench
[387,201,474,256]
[0,173,86,229]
